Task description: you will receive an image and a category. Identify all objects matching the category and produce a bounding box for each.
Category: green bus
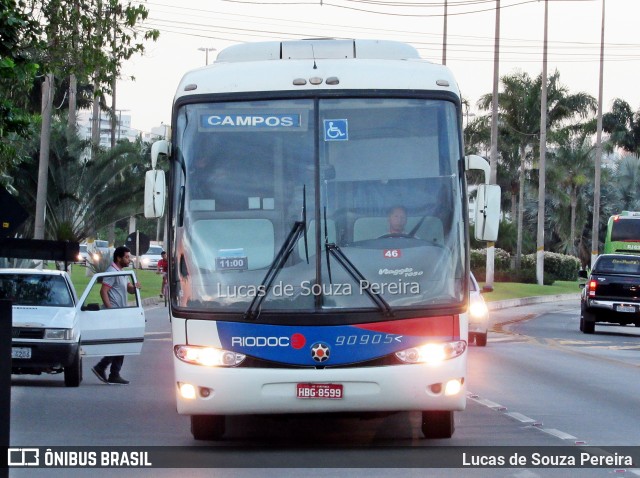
[604,211,640,254]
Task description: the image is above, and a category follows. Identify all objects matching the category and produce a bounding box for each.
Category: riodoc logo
[230,333,307,349]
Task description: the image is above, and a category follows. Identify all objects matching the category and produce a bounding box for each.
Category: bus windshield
[611,219,640,242]
[172,97,465,318]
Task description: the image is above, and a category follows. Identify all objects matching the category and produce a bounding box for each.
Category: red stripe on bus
[354,316,459,337]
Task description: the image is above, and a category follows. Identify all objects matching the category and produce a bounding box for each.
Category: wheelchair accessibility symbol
[323,119,348,141]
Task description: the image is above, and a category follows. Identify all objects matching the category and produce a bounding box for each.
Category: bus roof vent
[216,39,421,63]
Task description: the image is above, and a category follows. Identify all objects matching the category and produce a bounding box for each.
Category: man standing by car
[92,246,141,385]
[158,251,168,299]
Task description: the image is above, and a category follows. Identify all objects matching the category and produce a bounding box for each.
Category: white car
[139,245,164,270]
[88,240,111,263]
[76,243,89,264]
[3,268,146,387]
[469,273,489,346]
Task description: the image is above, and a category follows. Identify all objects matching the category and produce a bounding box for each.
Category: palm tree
[602,99,640,155]
[613,154,640,211]
[478,70,596,269]
[11,118,148,241]
[547,129,594,255]
[478,72,539,269]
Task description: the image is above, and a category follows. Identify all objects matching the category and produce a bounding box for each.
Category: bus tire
[191,415,225,440]
[421,411,454,439]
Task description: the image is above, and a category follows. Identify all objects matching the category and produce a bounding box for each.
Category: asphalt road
[7,297,640,477]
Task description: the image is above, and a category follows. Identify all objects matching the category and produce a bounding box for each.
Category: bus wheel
[191,415,225,441]
[421,411,454,439]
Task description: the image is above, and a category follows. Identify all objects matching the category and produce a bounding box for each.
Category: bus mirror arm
[464,154,490,184]
[151,140,170,169]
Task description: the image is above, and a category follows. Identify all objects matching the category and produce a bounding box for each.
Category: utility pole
[442,0,448,65]
[591,0,606,268]
[198,47,216,66]
[34,73,54,240]
[536,0,549,285]
[485,0,500,291]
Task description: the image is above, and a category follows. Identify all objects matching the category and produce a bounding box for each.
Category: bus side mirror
[144,169,166,218]
[474,184,501,242]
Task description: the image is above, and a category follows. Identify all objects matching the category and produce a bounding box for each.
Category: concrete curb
[486,293,580,311]
[142,297,163,307]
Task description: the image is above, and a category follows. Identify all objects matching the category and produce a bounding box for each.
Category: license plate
[12,347,32,359]
[616,305,636,313]
[296,383,343,400]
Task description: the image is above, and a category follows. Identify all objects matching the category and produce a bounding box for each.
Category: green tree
[32,0,159,239]
[478,70,596,269]
[12,117,149,241]
[0,0,42,189]
[547,129,594,255]
[602,99,640,155]
[612,154,640,211]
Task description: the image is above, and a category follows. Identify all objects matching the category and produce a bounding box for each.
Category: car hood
[12,306,77,328]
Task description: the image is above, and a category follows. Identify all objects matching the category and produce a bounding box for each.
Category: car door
[76,270,145,357]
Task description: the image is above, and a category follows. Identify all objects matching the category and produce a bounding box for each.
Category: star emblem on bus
[310,343,330,362]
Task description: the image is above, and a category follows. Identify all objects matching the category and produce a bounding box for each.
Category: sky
[116,0,640,136]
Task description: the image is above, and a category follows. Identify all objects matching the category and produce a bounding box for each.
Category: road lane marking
[505,412,536,423]
[469,391,585,445]
[537,428,577,440]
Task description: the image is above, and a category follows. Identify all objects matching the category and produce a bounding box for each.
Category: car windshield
[595,256,640,274]
[146,246,163,255]
[0,274,73,307]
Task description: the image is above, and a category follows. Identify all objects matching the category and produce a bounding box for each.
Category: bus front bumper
[174,357,467,416]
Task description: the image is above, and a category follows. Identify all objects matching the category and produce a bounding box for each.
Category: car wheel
[581,308,596,334]
[191,415,225,440]
[475,333,487,347]
[64,349,82,387]
[421,411,454,439]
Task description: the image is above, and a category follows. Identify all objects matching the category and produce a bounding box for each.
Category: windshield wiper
[244,187,308,320]
[324,242,394,317]
[321,207,392,316]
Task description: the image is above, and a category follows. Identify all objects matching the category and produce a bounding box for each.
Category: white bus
[145,38,500,441]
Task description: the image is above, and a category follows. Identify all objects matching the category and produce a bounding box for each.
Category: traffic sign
[124,231,150,256]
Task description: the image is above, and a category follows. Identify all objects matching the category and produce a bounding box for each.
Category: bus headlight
[395,340,466,365]
[174,345,245,367]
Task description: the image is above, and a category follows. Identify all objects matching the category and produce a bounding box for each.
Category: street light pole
[485,0,500,292]
[591,0,606,268]
[536,0,549,286]
[442,0,448,65]
[198,47,216,66]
